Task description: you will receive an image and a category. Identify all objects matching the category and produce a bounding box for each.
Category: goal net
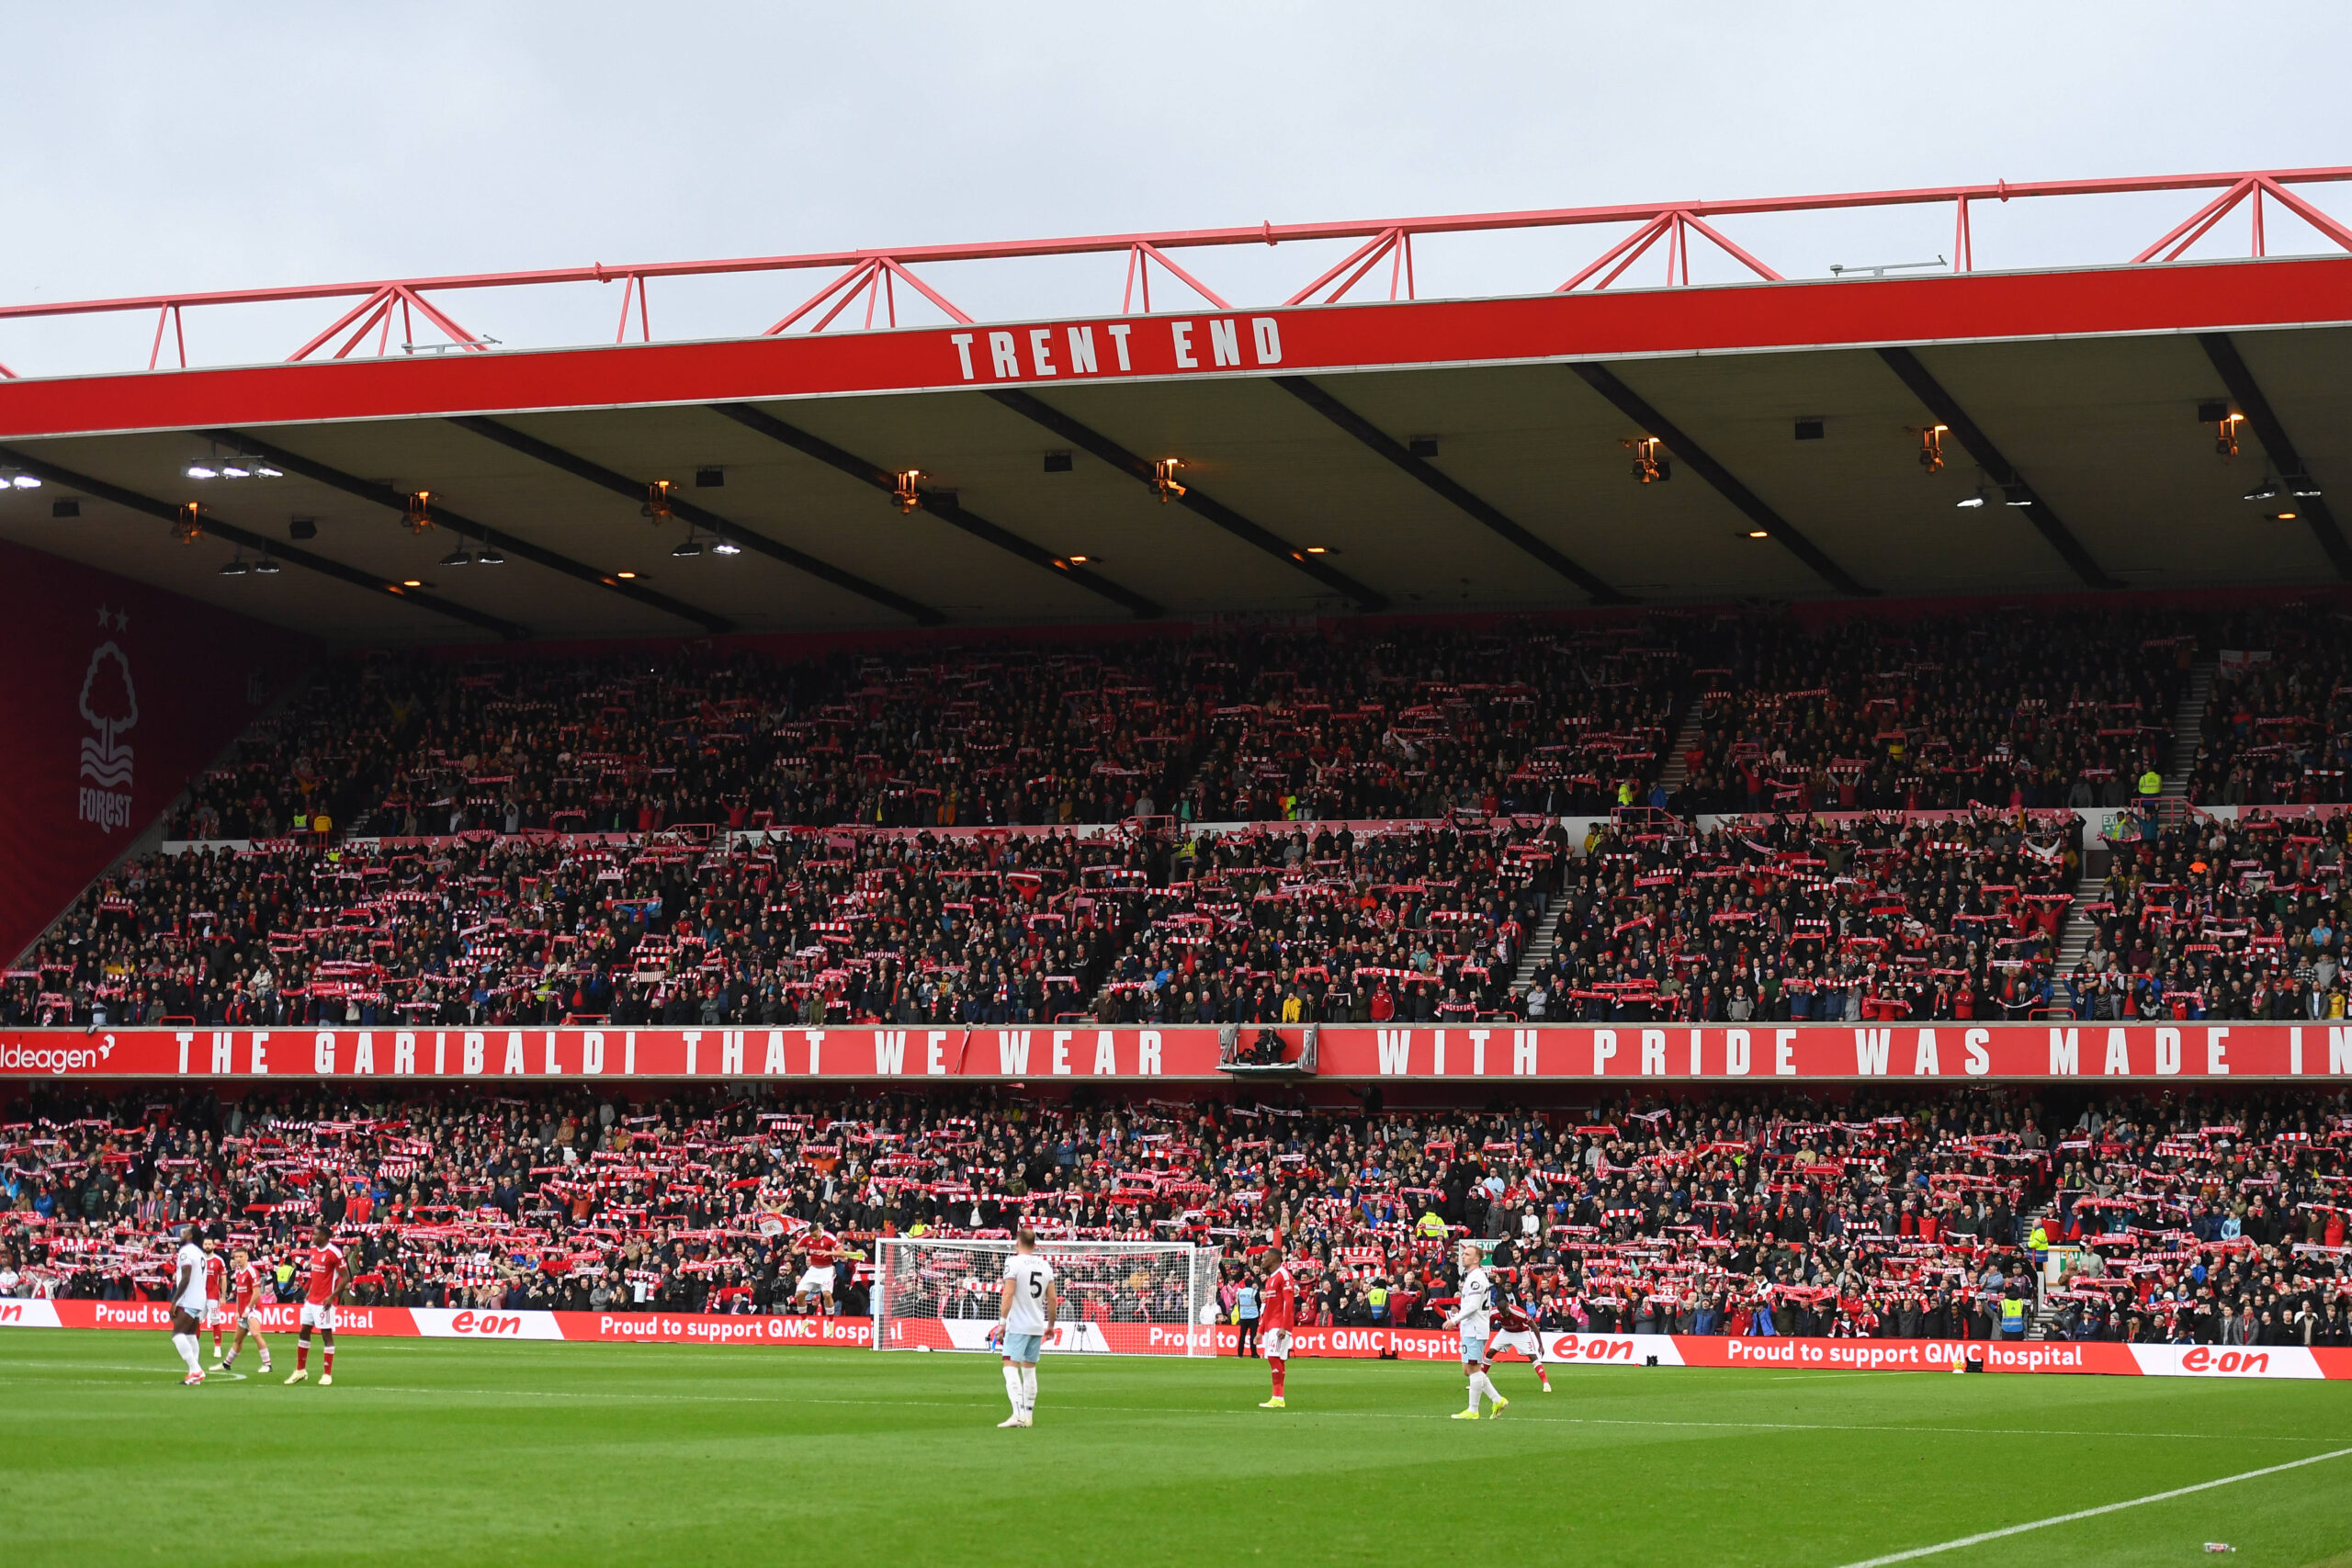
[872,1237,1222,1358]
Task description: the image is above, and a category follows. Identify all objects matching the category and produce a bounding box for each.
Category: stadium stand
[2064,805,2349,1022]
[2189,604,2352,807]
[1677,610,2192,815]
[23,604,2352,1030]
[3,1085,2345,1348]
[159,622,1686,843]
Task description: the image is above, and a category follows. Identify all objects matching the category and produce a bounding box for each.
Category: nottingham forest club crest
[77,604,136,834]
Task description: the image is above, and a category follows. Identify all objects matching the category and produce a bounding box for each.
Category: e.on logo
[2178,1347,2271,1376]
[448,1310,523,1337]
[1549,1336,1639,1362]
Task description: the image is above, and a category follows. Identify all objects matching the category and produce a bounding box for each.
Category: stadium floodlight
[218,556,249,576]
[2289,475,2323,498]
[219,460,251,479]
[708,535,741,556]
[2002,485,2033,507]
[253,460,282,478]
[185,460,219,479]
[1622,436,1668,484]
[252,555,281,574]
[475,544,505,564]
[6,470,39,489]
[439,547,472,568]
[672,535,703,558]
[1955,488,1988,509]
[1917,423,1947,474]
[2244,477,2280,501]
[1828,256,1946,277]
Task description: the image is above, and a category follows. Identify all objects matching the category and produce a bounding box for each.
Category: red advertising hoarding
[6,1301,2345,1381]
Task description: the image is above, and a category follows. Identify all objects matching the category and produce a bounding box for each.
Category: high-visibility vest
[2000,1297,2027,1332]
[1416,1211,1447,1238]
[2137,770,2163,796]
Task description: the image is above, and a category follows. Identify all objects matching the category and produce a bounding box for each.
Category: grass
[2,1331,2349,1566]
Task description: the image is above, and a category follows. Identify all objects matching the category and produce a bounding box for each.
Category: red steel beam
[0,167,2346,374]
[6,166,2347,322]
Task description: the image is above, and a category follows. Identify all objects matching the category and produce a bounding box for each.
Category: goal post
[872,1237,1222,1358]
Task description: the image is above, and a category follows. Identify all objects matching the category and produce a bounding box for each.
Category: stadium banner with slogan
[7,1021,2352,1082]
[6,1301,2348,1379]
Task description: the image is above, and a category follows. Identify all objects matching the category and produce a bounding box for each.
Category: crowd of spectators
[2188,607,2352,807]
[1675,613,2189,816]
[2062,805,2352,1021]
[1521,808,2082,1025]
[3,1084,2344,1351]
[30,603,2352,1031]
[157,609,2233,846]
[162,622,1692,844]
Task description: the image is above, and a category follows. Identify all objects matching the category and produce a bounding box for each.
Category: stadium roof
[1,167,2348,644]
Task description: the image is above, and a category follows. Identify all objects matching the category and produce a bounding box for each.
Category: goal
[871,1237,1222,1358]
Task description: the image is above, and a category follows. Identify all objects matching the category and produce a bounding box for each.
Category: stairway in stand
[1655,698,1710,797]
[1510,892,1563,998]
[2153,656,2218,826]
[2023,1201,2064,1338]
[2048,876,2107,1017]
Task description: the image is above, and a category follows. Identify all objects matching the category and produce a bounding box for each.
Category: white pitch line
[1832,1446,2352,1567]
[0,1369,2335,1450]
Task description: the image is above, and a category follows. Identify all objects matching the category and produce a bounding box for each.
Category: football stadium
[3,10,2351,1565]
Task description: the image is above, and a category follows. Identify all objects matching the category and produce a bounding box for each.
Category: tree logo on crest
[77,639,138,831]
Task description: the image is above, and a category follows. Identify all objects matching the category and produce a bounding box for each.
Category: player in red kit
[793,1229,841,1315]
[285,1223,349,1387]
[1256,1254,1310,1409]
[201,1236,229,1363]
[1487,1272,1552,1393]
[219,1246,273,1376]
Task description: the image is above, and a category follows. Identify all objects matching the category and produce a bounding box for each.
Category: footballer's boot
[997,1415,1024,1428]
[181,1372,205,1386]
[1450,1408,1481,1420]
[285,1368,307,1384]
[319,1373,334,1386]
[1258,1396,1286,1409]
[1489,1395,1510,1416]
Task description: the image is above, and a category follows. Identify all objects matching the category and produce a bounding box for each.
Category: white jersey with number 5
[1003,1253,1055,1337]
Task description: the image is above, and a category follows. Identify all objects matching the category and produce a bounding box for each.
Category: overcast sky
[3,1,2346,372]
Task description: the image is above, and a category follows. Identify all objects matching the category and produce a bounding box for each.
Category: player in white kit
[1444,1240,1508,1419]
[166,1224,210,1385]
[990,1227,1058,1428]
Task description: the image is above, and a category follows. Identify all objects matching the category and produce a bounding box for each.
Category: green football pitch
[3,1332,2349,1567]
